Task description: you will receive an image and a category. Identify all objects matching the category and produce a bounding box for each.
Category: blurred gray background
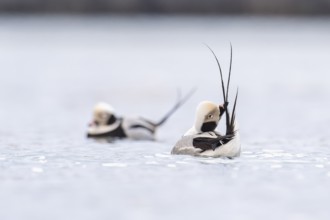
[1,1,330,220]
[0,0,330,14]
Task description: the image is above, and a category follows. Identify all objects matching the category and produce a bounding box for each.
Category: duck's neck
[184,126,200,136]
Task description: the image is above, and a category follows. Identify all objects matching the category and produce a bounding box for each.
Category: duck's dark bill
[201,122,217,132]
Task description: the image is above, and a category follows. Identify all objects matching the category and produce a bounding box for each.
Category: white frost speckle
[32,167,43,173]
[167,164,176,168]
[102,163,127,168]
[155,153,171,158]
[145,161,159,165]
[271,164,283,169]
[175,161,189,164]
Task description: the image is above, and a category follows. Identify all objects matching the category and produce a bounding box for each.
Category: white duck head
[193,101,225,133]
[90,102,117,127]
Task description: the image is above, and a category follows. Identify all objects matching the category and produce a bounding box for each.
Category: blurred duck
[171,45,241,158]
[87,89,195,141]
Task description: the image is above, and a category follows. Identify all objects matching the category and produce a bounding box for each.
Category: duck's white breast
[87,120,121,135]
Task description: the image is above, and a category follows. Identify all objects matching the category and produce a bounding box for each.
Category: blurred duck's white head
[193,101,225,133]
[90,102,117,127]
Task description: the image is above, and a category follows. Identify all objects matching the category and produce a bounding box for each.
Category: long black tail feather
[205,44,226,103]
[228,88,239,135]
[226,43,233,102]
[224,44,233,135]
[206,44,238,136]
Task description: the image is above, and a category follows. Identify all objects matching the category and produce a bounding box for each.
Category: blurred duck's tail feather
[154,87,197,127]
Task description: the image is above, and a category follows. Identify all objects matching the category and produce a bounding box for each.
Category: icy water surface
[1,15,330,220]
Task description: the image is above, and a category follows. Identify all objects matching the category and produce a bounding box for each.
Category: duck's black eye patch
[106,115,117,125]
[201,122,217,132]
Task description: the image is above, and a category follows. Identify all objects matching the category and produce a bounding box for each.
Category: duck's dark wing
[193,133,234,152]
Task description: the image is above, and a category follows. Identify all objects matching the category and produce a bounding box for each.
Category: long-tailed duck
[171,45,240,158]
[87,89,195,141]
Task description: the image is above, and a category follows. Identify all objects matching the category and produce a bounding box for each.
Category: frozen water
[0,15,330,220]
